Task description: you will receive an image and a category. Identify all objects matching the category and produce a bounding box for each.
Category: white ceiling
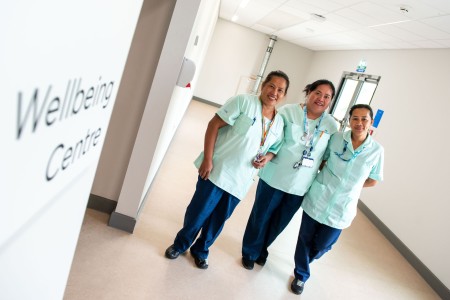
[219,0,450,50]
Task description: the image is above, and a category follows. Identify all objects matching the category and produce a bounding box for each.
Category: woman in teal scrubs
[241,79,338,270]
[165,71,289,269]
[290,104,384,295]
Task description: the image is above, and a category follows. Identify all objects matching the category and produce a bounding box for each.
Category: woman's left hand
[252,152,275,169]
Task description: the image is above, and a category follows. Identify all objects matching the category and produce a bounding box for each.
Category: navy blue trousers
[242,179,304,261]
[173,176,240,260]
[294,211,342,282]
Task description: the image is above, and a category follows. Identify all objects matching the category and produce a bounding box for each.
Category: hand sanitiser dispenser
[176,57,196,88]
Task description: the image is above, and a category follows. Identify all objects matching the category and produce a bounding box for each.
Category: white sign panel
[0,1,143,298]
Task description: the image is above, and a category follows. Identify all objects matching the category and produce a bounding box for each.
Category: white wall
[194,19,450,289]
[113,0,205,219]
[91,0,177,201]
[194,19,314,105]
[141,0,220,206]
[0,1,142,299]
[91,0,220,221]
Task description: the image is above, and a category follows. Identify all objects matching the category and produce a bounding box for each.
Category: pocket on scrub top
[309,180,326,195]
[232,114,254,135]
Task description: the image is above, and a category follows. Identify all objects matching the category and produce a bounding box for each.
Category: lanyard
[334,140,365,162]
[293,107,325,169]
[302,105,324,155]
[260,112,275,149]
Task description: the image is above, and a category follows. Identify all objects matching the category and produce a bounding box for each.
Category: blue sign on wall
[373,109,384,128]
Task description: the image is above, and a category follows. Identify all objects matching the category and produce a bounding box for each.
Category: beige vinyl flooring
[64,100,440,300]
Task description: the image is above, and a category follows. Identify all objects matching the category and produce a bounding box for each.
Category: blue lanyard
[302,105,324,155]
[334,140,365,162]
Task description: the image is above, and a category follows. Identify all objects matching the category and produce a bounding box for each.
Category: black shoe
[255,256,267,266]
[191,252,208,269]
[165,245,180,259]
[290,278,305,295]
[241,257,254,270]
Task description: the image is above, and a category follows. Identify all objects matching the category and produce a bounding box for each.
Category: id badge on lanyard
[301,156,314,168]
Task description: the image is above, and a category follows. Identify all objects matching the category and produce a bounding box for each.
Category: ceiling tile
[421,15,450,33]
[275,23,316,41]
[424,0,450,13]
[357,28,399,42]
[284,0,329,16]
[325,13,362,29]
[278,4,312,20]
[334,7,384,27]
[349,2,409,25]
[219,0,450,50]
[396,20,450,39]
[276,20,346,40]
[251,23,277,34]
[375,0,443,20]
[373,24,429,41]
[257,9,306,30]
[435,39,450,46]
[410,39,448,48]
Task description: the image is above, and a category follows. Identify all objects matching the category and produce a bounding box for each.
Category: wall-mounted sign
[0,1,143,299]
[373,109,384,128]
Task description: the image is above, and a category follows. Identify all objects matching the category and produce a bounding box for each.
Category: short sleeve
[369,147,384,181]
[216,95,243,126]
[323,132,337,161]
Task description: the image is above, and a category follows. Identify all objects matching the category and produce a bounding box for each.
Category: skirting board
[87,194,117,214]
[192,96,221,108]
[87,194,136,233]
[358,200,449,299]
[108,212,136,234]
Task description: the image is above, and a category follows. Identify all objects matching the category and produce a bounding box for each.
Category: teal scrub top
[194,94,284,200]
[258,103,338,196]
[302,130,384,229]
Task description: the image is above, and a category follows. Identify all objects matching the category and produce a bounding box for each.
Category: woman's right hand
[198,159,213,180]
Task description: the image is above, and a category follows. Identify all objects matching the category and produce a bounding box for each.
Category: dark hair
[303,79,336,99]
[262,70,290,94]
[349,104,374,119]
